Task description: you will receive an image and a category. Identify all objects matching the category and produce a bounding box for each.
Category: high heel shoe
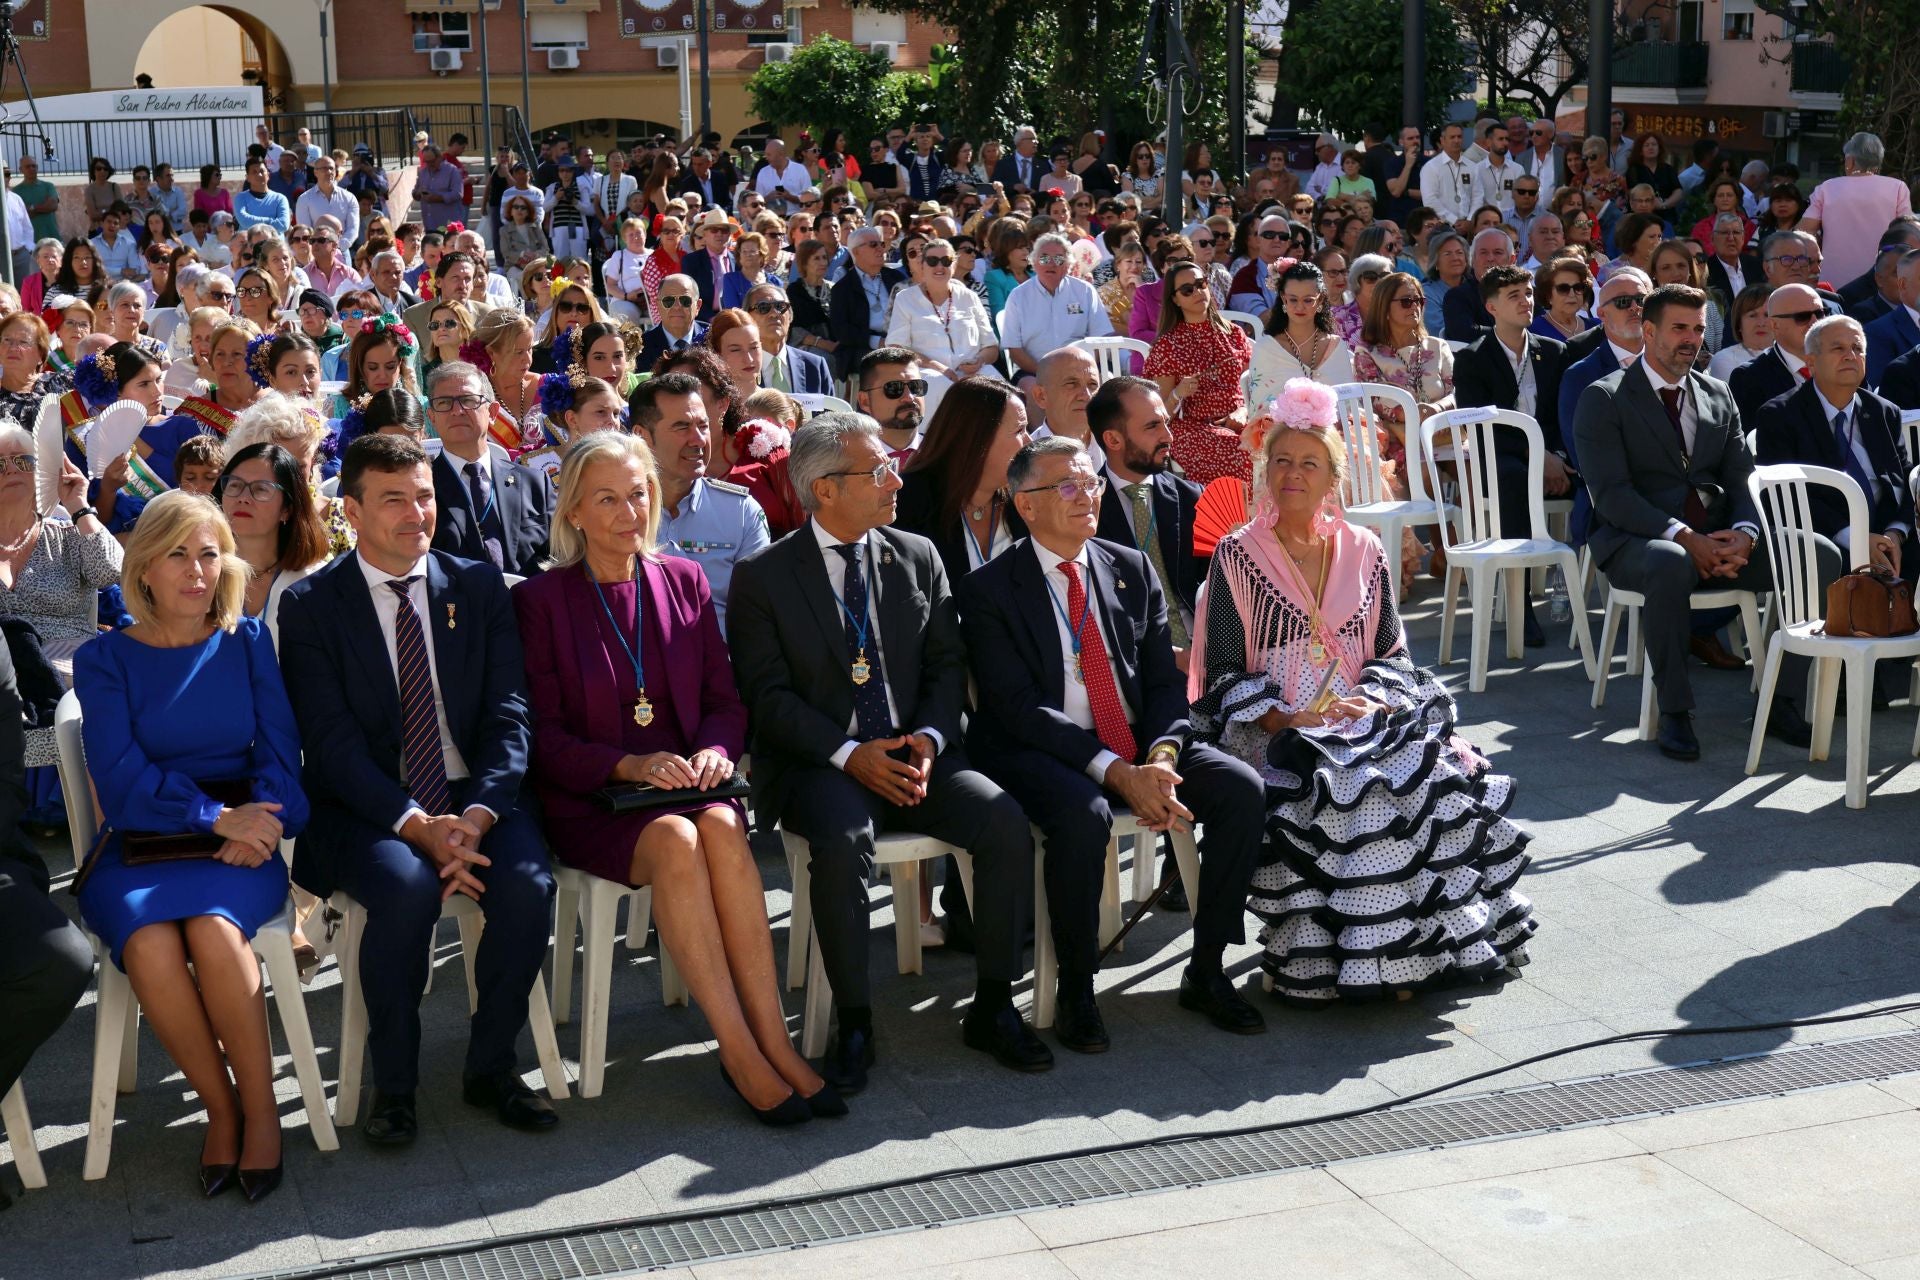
[802,1083,848,1118]
[238,1162,283,1204]
[201,1124,240,1198]
[719,1065,811,1127]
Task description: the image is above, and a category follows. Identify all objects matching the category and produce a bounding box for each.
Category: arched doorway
[133,6,295,105]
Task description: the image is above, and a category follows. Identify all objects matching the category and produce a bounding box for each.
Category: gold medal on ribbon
[851,653,872,685]
[634,693,655,727]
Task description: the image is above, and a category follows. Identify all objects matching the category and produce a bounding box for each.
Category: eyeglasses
[1772,309,1823,325]
[923,256,954,269]
[659,295,694,309]
[826,458,901,484]
[0,455,34,474]
[867,377,928,399]
[216,477,286,504]
[427,319,463,331]
[1282,293,1322,307]
[556,300,592,313]
[1769,254,1822,270]
[1393,294,1426,310]
[1173,281,1208,298]
[1019,475,1105,502]
[429,394,489,413]
[1515,187,1540,196]
[1606,294,1647,311]
[0,336,35,352]
[1552,281,1590,296]
[340,307,368,321]
[1191,237,1215,247]
[237,286,269,299]
[313,237,337,246]
[288,234,311,244]
[1257,229,1288,240]
[749,300,791,315]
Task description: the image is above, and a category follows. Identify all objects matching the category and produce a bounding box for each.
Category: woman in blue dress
[73,490,308,1203]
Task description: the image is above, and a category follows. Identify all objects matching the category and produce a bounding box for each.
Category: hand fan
[31,394,62,514]
[86,401,147,480]
[1191,476,1251,558]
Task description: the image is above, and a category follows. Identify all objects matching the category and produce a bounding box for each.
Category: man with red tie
[958,437,1267,1054]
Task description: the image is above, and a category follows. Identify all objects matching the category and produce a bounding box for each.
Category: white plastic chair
[1746,464,1920,808]
[779,830,972,1058]
[1900,409,1920,473]
[1422,408,1597,692]
[1031,812,1200,1029]
[1073,335,1151,383]
[1592,576,1765,739]
[2,1082,45,1191]
[792,393,854,416]
[53,692,339,1180]
[548,866,686,1100]
[1220,309,1261,338]
[1333,382,1451,604]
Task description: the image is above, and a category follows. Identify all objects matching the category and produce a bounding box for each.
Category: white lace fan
[31,394,62,514]
[86,401,147,480]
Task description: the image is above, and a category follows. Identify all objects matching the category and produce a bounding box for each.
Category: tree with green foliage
[745,36,913,143]
[1272,0,1471,138]
[1749,0,1920,175]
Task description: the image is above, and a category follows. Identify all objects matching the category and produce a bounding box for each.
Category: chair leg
[1562,553,1597,681]
[1171,830,1201,919]
[1746,637,1786,776]
[1099,838,1123,951]
[1,1082,44,1190]
[456,912,483,1017]
[84,956,132,1181]
[1032,833,1056,1029]
[334,902,369,1128]
[1468,566,1495,693]
[887,859,922,976]
[1592,596,1624,709]
[256,929,340,1152]
[1638,659,1658,741]
[116,985,138,1094]
[800,933,831,1059]
[625,886,650,951]
[578,881,621,1100]
[1625,604,1644,676]
[1438,566,1463,665]
[1739,597,1765,695]
[1128,832,1152,905]
[783,836,812,991]
[641,888,687,1007]
[1503,567,1527,660]
[1845,654,1876,809]
[524,973,571,1101]
[1811,655,1843,762]
[552,876,581,1027]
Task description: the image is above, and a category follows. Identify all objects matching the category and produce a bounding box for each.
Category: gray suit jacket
[1572,358,1759,566]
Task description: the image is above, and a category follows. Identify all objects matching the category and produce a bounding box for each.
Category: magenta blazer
[1128,279,1166,345]
[511,557,748,825]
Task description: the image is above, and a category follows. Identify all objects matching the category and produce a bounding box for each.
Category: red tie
[1797,365,1811,380]
[1061,562,1137,763]
[1657,385,1710,531]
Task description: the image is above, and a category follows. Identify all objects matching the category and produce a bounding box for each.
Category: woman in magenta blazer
[512,431,840,1126]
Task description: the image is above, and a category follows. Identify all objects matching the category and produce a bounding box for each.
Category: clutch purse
[594,776,751,813]
[121,779,257,865]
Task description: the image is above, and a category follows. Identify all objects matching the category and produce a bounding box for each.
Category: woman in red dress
[1144,259,1255,485]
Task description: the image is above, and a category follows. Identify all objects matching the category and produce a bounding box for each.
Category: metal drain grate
[254,1027,1920,1280]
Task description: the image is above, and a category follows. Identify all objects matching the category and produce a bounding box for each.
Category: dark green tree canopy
[1273,0,1471,139]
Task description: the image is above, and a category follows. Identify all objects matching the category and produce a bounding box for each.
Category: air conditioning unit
[1762,110,1790,138]
[657,43,682,68]
[868,41,899,63]
[412,32,438,53]
[429,48,463,72]
[547,47,581,69]
[762,42,794,62]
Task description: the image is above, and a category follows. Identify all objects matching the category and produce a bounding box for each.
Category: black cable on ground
[270,998,1920,1280]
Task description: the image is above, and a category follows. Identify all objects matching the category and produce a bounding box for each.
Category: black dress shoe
[719,1065,812,1127]
[962,1002,1055,1072]
[1656,711,1700,761]
[1522,604,1546,649]
[1178,968,1267,1035]
[462,1072,559,1132]
[802,1083,849,1118]
[821,1026,875,1095]
[1052,986,1111,1054]
[238,1161,283,1204]
[1766,698,1814,749]
[363,1091,417,1147]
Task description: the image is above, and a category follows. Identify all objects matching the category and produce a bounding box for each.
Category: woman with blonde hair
[534,277,606,346]
[469,305,544,449]
[72,489,307,1199]
[233,266,282,332]
[421,298,475,381]
[513,432,838,1124]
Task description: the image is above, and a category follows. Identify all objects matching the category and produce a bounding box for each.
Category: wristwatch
[1147,742,1180,766]
[68,506,98,524]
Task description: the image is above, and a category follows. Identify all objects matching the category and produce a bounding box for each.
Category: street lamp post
[317,0,333,146]
[478,0,495,161]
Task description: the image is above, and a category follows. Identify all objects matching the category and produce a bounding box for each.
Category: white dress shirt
[355,552,476,828]
[1420,152,1475,224]
[1639,359,1758,545]
[1717,255,1747,297]
[810,521,945,769]
[1472,157,1520,215]
[1815,387,1910,549]
[1500,332,1537,418]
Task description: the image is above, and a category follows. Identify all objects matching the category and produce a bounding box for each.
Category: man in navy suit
[1559,267,1650,546]
[1091,376,1205,659]
[746,282,834,394]
[681,211,735,322]
[1864,249,1920,387]
[424,363,556,579]
[1755,315,1913,579]
[279,433,557,1146]
[1728,283,1824,423]
[993,125,1043,193]
[637,273,708,370]
[1837,220,1920,314]
[829,228,906,381]
[959,437,1266,1050]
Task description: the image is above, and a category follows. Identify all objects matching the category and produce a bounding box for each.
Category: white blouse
[885,284,998,370]
[1250,332,1358,409]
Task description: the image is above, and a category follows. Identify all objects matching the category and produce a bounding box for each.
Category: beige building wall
[136,8,249,87]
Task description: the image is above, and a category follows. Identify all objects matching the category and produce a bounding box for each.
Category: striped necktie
[387,578,451,816]
[1128,482,1188,646]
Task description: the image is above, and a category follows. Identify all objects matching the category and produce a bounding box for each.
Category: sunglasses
[428,319,463,331]
[1173,281,1208,298]
[1034,254,1069,266]
[1017,475,1105,502]
[237,286,269,298]
[1394,295,1426,309]
[1191,237,1215,247]
[749,300,791,315]
[923,256,954,268]
[1606,295,1647,311]
[1258,229,1288,240]
[869,377,929,399]
[659,295,693,309]
[1552,281,1589,296]
[0,455,35,474]
[1772,309,1822,325]
[340,307,368,320]
[556,300,592,313]
[289,235,311,244]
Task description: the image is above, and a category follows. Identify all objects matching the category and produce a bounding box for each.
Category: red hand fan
[1191,477,1250,558]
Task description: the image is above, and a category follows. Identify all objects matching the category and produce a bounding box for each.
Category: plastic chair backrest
[793,393,854,416]
[1220,310,1261,338]
[1422,407,1550,548]
[1332,382,1424,508]
[1749,463,1868,628]
[1900,409,1920,473]
[53,689,99,860]
[1073,336,1151,383]
[503,573,526,588]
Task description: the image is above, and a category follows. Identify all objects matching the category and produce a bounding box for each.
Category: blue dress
[73,617,309,969]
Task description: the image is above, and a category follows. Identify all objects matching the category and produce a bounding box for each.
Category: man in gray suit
[1574,283,1824,761]
[726,413,1052,1092]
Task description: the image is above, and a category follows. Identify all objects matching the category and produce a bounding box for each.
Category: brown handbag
[1824,568,1920,638]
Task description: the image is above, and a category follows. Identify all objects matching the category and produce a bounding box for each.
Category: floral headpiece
[457,338,493,373]
[73,351,121,410]
[734,418,792,462]
[445,221,466,236]
[548,324,591,390]
[536,371,578,420]
[336,391,374,450]
[244,333,276,389]
[549,261,569,283]
[360,314,416,359]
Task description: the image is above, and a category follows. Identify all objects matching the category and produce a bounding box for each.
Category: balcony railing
[1791,41,1850,95]
[1611,41,1710,88]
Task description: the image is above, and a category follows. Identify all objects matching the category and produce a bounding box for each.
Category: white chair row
[1073,335,1150,384]
[1333,382,1450,606]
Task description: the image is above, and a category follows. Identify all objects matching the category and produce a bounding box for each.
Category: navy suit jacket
[430,444,556,581]
[1753,380,1914,544]
[828,265,907,379]
[1880,344,1920,411]
[1727,346,1801,427]
[958,537,1188,774]
[1454,330,1570,455]
[766,342,836,395]
[681,248,726,322]
[993,153,1044,192]
[1096,466,1205,620]
[1556,340,1623,545]
[1864,305,1920,388]
[1704,254,1762,309]
[1441,274,1489,343]
[278,551,533,897]
[638,320,708,372]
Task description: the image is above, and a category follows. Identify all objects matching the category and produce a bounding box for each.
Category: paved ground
[5,585,1920,1280]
